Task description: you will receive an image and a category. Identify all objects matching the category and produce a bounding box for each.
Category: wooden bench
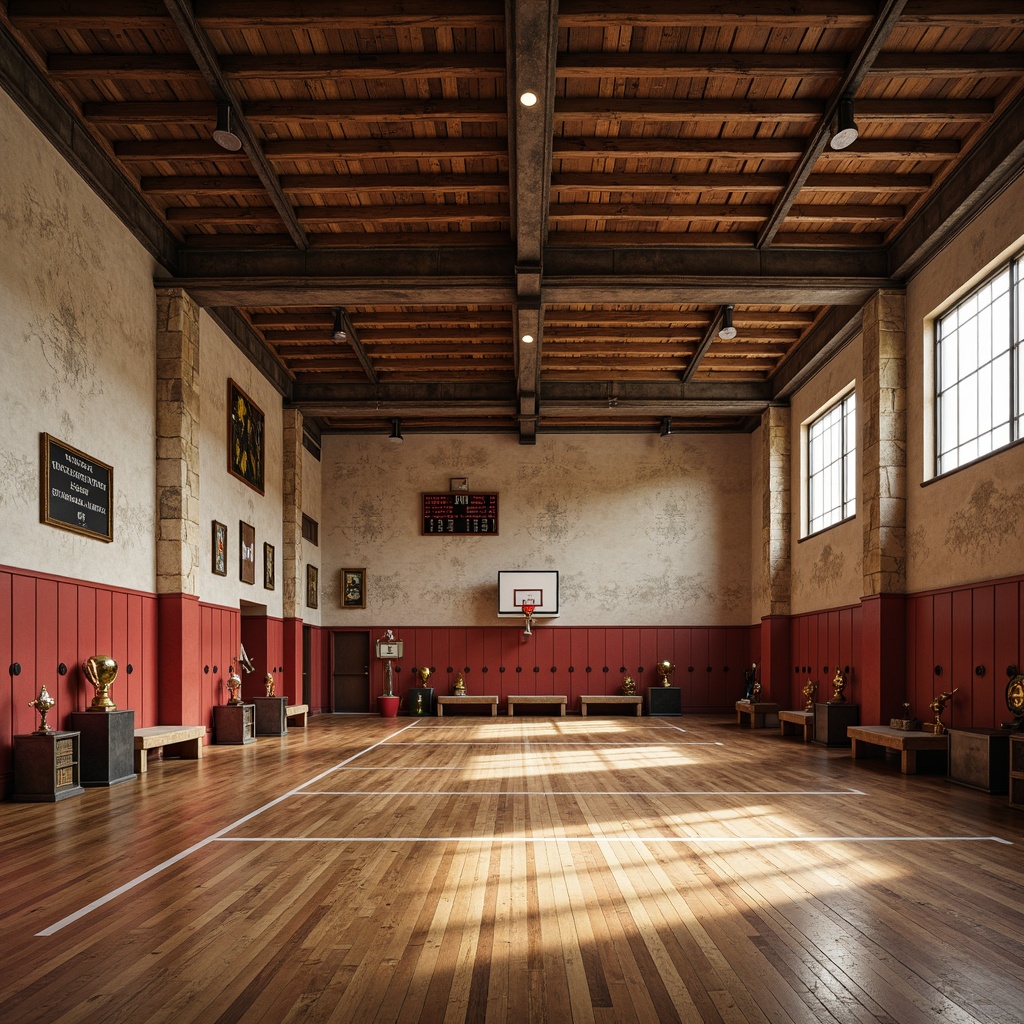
[580,695,643,717]
[285,704,309,727]
[508,694,567,717]
[847,725,949,775]
[133,725,206,774]
[779,709,814,742]
[436,695,498,717]
[735,701,781,729]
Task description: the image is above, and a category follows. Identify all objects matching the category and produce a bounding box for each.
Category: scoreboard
[422,493,498,534]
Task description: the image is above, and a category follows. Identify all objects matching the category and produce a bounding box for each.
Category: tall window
[807,390,856,536]
[936,249,1023,475]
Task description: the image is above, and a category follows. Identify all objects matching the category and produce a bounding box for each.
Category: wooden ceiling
[3,1,1024,442]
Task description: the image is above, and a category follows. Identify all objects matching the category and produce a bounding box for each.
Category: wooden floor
[1,714,1022,1024]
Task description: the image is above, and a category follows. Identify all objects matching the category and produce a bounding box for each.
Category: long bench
[580,695,643,717]
[286,704,309,727]
[779,709,814,742]
[133,725,206,774]
[847,724,949,774]
[436,695,498,717]
[508,694,567,717]
[735,701,781,729]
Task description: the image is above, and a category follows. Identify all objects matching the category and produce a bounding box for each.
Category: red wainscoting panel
[971,585,995,730]
[0,571,13,783]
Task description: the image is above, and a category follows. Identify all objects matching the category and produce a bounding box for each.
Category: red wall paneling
[950,589,974,729]
[11,573,39,738]
[1,570,13,782]
[57,581,80,715]
[971,586,995,731]
[994,582,1020,710]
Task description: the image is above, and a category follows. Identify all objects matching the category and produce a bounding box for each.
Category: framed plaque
[212,521,228,576]
[239,521,255,584]
[41,434,113,542]
[263,542,275,590]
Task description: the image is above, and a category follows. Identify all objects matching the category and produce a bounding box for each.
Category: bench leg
[851,738,862,760]
[559,704,565,716]
[437,705,444,717]
[901,749,916,774]
[581,704,588,716]
[135,749,148,774]
[802,724,812,743]
[490,704,496,716]
[180,737,203,759]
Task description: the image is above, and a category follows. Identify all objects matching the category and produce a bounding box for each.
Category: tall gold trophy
[83,655,119,712]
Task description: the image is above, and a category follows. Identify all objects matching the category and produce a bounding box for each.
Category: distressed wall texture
[0,89,157,589]
[321,432,752,627]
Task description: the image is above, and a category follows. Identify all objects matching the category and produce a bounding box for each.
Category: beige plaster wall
[789,335,864,614]
[0,90,158,589]
[750,422,768,621]
[321,431,752,626]
[197,311,284,613]
[906,173,1024,592]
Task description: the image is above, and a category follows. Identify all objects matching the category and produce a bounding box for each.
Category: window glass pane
[807,391,855,536]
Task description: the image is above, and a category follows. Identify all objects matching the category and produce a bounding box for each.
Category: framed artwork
[342,568,366,609]
[212,520,227,576]
[449,477,469,492]
[306,564,319,609]
[263,542,275,590]
[227,379,265,494]
[239,520,255,585]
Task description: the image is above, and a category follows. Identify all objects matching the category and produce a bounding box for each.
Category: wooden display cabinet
[13,731,86,802]
[1010,734,1024,810]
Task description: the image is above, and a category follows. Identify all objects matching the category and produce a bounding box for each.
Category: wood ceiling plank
[192,0,506,30]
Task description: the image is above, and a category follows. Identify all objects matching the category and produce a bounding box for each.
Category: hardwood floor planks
[1,715,1022,1023]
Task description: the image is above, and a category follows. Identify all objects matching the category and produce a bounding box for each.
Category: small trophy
[83,655,118,712]
[621,675,637,696]
[226,667,243,705]
[924,688,957,734]
[264,672,275,697]
[29,685,56,734]
[656,660,674,687]
[416,666,432,687]
[802,678,816,713]
[452,673,467,696]
[829,667,847,705]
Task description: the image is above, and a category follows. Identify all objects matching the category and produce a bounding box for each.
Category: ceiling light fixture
[830,97,859,151]
[389,418,404,444]
[331,308,348,342]
[212,101,242,151]
[717,304,737,341]
[519,91,538,107]
[660,417,672,438]
[521,333,534,344]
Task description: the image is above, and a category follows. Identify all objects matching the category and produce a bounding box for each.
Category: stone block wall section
[155,286,201,597]
[282,409,304,620]
[862,289,907,597]
[761,403,791,616]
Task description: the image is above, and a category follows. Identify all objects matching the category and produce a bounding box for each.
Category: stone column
[155,286,203,726]
[759,403,792,700]
[860,289,907,723]
[281,409,305,703]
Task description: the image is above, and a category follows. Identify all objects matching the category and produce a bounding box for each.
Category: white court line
[294,789,867,796]
[214,834,1012,845]
[363,741,721,747]
[35,719,423,937]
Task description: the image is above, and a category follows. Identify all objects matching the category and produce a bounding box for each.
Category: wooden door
[302,625,312,707]
[332,631,370,712]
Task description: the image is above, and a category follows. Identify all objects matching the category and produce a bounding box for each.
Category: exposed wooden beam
[160,0,308,250]
[165,204,510,225]
[142,173,510,195]
[550,172,930,193]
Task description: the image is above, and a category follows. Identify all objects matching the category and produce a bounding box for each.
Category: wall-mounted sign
[41,433,113,542]
[422,492,498,534]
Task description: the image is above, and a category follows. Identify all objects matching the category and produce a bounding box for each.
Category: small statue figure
[29,685,56,734]
[621,675,637,696]
[802,678,816,713]
[264,672,275,697]
[416,666,432,687]
[453,673,467,696]
[830,667,847,704]
[928,688,957,734]
[656,660,674,687]
[226,667,243,705]
[742,664,758,701]
[751,679,762,701]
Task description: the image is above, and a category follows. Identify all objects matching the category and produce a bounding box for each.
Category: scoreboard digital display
[422,493,498,534]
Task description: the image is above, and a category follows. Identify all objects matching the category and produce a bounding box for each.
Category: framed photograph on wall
[342,567,366,609]
[239,520,255,584]
[227,379,265,494]
[212,521,227,576]
[263,542,275,590]
[306,564,319,609]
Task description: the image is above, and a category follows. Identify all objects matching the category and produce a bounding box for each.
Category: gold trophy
[621,675,637,696]
[264,672,275,697]
[29,685,56,734]
[453,673,467,696]
[226,668,243,705]
[416,666,432,687]
[802,678,816,713]
[656,660,674,687]
[829,667,847,704]
[83,655,118,712]
[925,688,957,734]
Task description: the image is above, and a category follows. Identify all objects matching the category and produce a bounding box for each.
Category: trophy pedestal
[13,731,85,802]
[407,687,435,716]
[214,704,256,744]
[253,697,288,736]
[647,687,682,717]
[814,702,860,747]
[70,709,136,786]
